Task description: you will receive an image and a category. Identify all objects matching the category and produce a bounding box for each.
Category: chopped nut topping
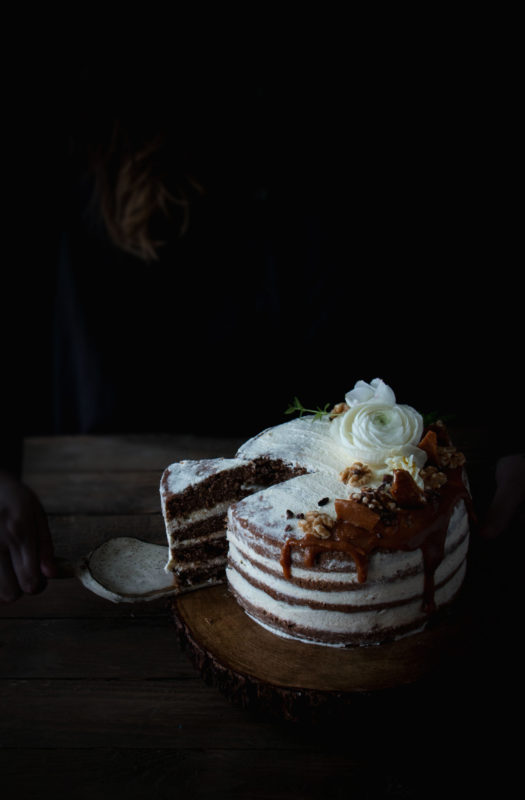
[421,465,448,489]
[353,486,398,521]
[340,462,373,487]
[298,511,335,539]
[437,446,466,469]
[330,402,349,419]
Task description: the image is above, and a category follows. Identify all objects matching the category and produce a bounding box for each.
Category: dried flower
[329,402,349,419]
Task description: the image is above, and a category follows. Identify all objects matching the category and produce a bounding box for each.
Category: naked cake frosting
[160,379,472,646]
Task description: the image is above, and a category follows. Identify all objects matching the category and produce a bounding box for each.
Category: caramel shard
[428,420,452,446]
[418,429,440,465]
[335,498,381,532]
[390,469,426,508]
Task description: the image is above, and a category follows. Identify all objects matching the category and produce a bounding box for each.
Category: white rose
[335,379,425,467]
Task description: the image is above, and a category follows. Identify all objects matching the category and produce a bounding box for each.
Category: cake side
[160,458,257,591]
[226,378,472,647]
[227,494,470,646]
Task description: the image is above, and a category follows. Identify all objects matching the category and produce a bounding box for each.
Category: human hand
[0,471,57,602]
[479,454,525,539]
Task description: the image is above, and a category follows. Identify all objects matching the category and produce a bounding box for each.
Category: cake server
[53,537,178,602]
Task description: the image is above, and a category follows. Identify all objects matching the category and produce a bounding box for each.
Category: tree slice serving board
[172,584,471,718]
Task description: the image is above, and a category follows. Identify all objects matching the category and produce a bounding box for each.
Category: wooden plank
[0,575,173,619]
[0,747,389,800]
[0,743,505,799]
[0,675,504,751]
[47,513,167,559]
[0,679,290,749]
[0,617,197,679]
[23,434,244,473]
[22,471,162,515]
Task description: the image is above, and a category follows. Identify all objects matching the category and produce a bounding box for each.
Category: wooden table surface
[0,432,518,799]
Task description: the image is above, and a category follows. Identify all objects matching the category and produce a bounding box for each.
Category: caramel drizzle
[280,468,473,614]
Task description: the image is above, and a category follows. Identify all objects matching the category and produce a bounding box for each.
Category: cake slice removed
[160,458,260,592]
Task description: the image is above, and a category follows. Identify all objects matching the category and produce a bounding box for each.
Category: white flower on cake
[334,378,425,468]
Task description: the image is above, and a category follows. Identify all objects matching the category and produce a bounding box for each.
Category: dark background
[1,28,521,800]
[4,40,522,468]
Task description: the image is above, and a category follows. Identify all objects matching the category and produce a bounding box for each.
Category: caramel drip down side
[280,468,472,614]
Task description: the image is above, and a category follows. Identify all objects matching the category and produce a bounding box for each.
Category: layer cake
[161,379,472,646]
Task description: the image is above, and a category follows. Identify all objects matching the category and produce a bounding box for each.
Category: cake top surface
[237,377,426,484]
[236,416,350,476]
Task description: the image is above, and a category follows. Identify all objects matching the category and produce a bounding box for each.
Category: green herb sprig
[285,397,332,421]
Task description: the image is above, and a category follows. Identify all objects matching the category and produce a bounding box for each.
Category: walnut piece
[421,465,448,489]
[340,461,373,487]
[298,511,335,539]
[438,446,466,469]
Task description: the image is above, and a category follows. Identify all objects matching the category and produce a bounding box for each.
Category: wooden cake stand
[172,584,473,720]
